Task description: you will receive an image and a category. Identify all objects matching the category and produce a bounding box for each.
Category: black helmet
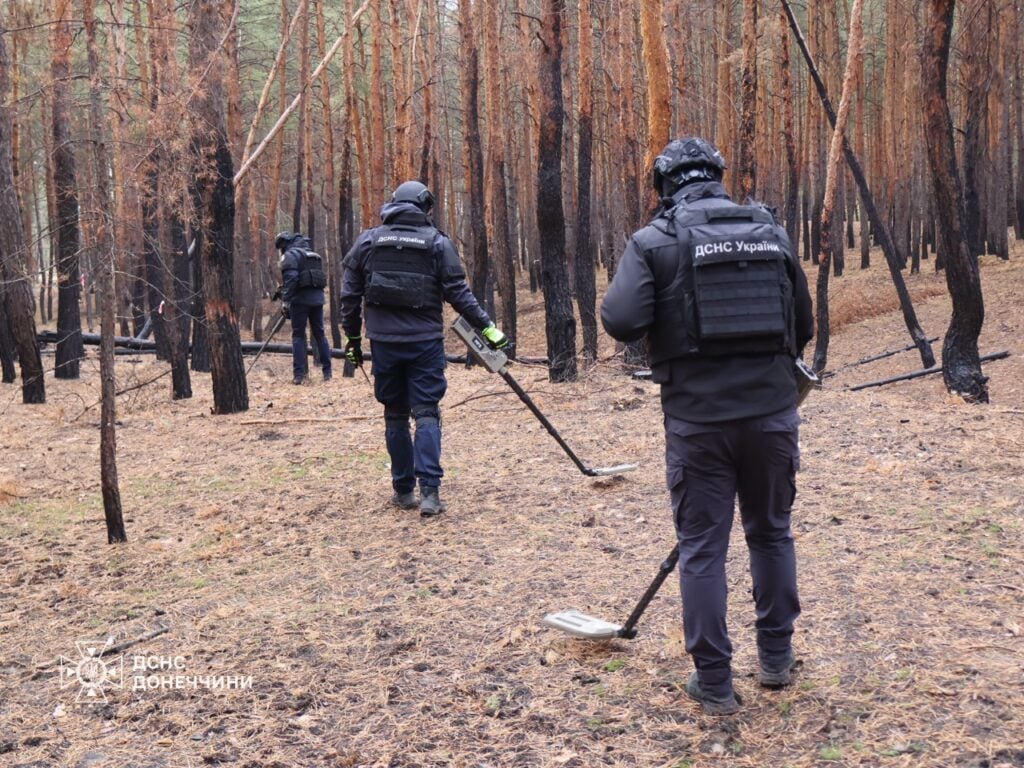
[651,137,727,197]
[391,180,434,211]
[274,231,297,251]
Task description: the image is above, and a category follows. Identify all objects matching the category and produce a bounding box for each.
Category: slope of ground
[1,247,1022,768]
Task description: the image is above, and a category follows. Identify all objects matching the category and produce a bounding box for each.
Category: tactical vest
[365,224,443,311]
[296,249,327,289]
[648,203,796,363]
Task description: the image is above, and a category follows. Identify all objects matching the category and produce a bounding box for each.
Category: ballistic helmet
[275,231,297,251]
[651,137,727,197]
[391,180,434,212]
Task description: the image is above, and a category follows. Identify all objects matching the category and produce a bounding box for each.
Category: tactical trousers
[289,303,332,378]
[371,339,448,493]
[664,408,801,698]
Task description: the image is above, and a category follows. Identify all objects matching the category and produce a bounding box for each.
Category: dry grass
[1,245,1022,768]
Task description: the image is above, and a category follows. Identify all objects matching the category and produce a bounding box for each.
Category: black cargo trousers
[664,407,801,698]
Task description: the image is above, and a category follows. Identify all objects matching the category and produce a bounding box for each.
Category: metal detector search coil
[451,317,638,478]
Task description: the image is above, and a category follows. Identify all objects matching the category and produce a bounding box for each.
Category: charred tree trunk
[84,0,127,542]
[779,5,800,245]
[483,0,516,349]
[0,22,45,402]
[459,0,491,314]
[537,0,577,382]
[188,0,248,414]
[51,0,84,380]
[575,0,597,364]
[921,0,988,403]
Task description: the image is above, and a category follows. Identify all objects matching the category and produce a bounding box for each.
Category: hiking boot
[390,490,418,510]
[323,369,333,381]
[759,649,797,688]
[685,672,742,715]
[419,487,447,517]
[292,375,306,385]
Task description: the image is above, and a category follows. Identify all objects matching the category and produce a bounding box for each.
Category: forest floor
[1,243,1023,768]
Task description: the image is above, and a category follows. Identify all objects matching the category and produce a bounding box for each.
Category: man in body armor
[601,138,814,715]
[277,231,332,385]
[340,180,508,517]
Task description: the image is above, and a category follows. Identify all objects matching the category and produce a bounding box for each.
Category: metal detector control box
[452,315,508,373]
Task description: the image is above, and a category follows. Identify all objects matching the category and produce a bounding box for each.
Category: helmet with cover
[651,137,727,198]
[391,180,434,212]
[275,231,297,251]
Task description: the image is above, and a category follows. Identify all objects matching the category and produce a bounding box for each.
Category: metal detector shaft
[617,543,679,638]
[498,369,596,476]
[451,315,637,477]
[246,313,287,375]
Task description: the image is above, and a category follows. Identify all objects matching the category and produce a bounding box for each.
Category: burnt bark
[188,0,248,414]
[51,0,84,380]
[537,0,577,382]
[0,22,45,403]
[921,0,988,403]
[84,0,127,542]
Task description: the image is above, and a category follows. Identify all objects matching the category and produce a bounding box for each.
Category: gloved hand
[281,303,291,320]
[481,323,509,350]
[271,288,282,301]
[344,334,363,366]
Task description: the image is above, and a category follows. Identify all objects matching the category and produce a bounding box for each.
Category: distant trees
[0,0,1020,405]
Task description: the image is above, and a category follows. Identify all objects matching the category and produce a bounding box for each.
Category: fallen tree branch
[848,351,1010,391]
[100,625,170,657]
[822,337,940,378]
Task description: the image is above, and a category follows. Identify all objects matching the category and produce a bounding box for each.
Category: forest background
[1,0,1023,765]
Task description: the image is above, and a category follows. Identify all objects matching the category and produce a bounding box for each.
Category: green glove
[481,323,509,350]
[344,334,364,366]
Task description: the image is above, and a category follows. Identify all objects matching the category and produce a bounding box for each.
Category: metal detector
[542,368,820,641]
[452,316,637,478]
[542,544,679,640]
[246,313,287,375]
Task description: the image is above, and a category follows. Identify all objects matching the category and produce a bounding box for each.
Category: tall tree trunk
[459,0,491,313]
[0,20,45,403]
[537,0,576,382]
[640,0,671,211]
[483,0,516,348]
[188,0,248,414]
[813,0,864,374]
[779,4,800,246]
[737,0,758,199]
[293,0,310,232]
[574,0,597,364]
[51,0,84,379]
[921,0,988,403]
[84,0,127,542]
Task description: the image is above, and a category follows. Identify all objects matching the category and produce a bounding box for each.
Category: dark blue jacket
[279,234,325,307]
[340,203,491,342]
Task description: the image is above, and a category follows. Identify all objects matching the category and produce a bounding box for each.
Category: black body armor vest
[647,204,796,364]
[365,224,443,311]
[296,249,327,289]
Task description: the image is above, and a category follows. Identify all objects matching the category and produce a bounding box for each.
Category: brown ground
[1,246,1022,768]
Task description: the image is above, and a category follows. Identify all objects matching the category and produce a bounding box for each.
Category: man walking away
[277,231,332,385]
[340,180,508,517]
[601,137,814,715]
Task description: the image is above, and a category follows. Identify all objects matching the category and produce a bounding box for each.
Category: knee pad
[384,409,410,426]
[411,404,440,429]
